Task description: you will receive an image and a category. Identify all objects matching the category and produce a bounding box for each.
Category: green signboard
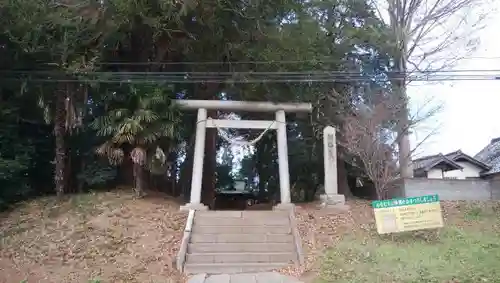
[372,194,439,208]
[372,194,443,234]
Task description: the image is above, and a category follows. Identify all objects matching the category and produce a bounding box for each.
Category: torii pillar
[175,100,313,211]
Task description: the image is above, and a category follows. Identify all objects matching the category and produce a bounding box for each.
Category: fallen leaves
[276,201,361,280]
[0,190,188,283]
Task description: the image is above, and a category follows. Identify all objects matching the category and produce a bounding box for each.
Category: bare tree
[340,93,441,199]
[372,0,490,178]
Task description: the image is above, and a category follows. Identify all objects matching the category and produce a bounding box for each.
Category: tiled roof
[413,150,490,173]
[474,138,500,175]
[412,153,463,172]
[445,150,490,170]
[412,154,441,170]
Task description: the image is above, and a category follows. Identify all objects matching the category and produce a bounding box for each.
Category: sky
[408,0,500,158]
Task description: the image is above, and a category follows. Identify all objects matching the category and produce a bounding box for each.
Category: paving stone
[228,273,257,283]
[187,272,304,283]
[187,273,207,283]
[204,274,231,283]
[255,272,290,283]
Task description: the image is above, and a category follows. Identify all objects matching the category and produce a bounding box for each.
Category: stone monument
[320,126,347,208]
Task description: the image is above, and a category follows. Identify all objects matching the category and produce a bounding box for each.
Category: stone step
[188,243,296,253]
[192,225,291,234]
[190,233,293,243]
[195,211,289,218]
[184,262,290,275]
[186,252,296,264]
[194,216,289,226]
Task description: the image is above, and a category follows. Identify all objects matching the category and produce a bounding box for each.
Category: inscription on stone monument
[327,133,335,161]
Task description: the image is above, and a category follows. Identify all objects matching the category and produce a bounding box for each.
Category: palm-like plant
[91,85,181,197]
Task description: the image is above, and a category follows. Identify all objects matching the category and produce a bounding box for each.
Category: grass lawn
[315,204,500,283]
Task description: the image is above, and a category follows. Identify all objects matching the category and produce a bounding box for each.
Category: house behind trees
[412,150,490,179]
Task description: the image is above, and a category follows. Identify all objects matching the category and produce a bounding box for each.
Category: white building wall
[443,162,482,179]
[427,168,443,179]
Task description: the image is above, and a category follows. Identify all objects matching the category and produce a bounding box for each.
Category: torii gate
[175,100,312,211]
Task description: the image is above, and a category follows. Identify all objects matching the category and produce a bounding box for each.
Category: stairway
[178,210,303,275]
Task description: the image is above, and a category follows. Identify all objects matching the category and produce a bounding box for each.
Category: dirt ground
[0,190,188,283]
[0,191,496,283]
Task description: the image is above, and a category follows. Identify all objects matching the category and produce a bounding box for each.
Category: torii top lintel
[173,99,312,113]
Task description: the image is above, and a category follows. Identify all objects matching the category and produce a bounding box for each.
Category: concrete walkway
[187,272,304,283]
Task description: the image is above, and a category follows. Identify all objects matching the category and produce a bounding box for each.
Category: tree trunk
[170,151,180,196]
[337,158,353,197]
[54,87,67,197]
[256,136,273,200]
[201,110,217,209]
[65,149,72,193]
[398,103,413,178]
[256,144,266,199]
[118,145,134,187]
[179,134,196,202]
[197,83,221,209]
[180,155,193,201]
[394,30,413,178]
[77,157,86,193]
[396,63,412,178]
[132,162,145,197]
[304,180,319,202]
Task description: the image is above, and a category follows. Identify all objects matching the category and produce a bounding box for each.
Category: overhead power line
[3,69,500,75]
[90,56,500,66]
[2,68,500,83]
[3,74,500,84]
